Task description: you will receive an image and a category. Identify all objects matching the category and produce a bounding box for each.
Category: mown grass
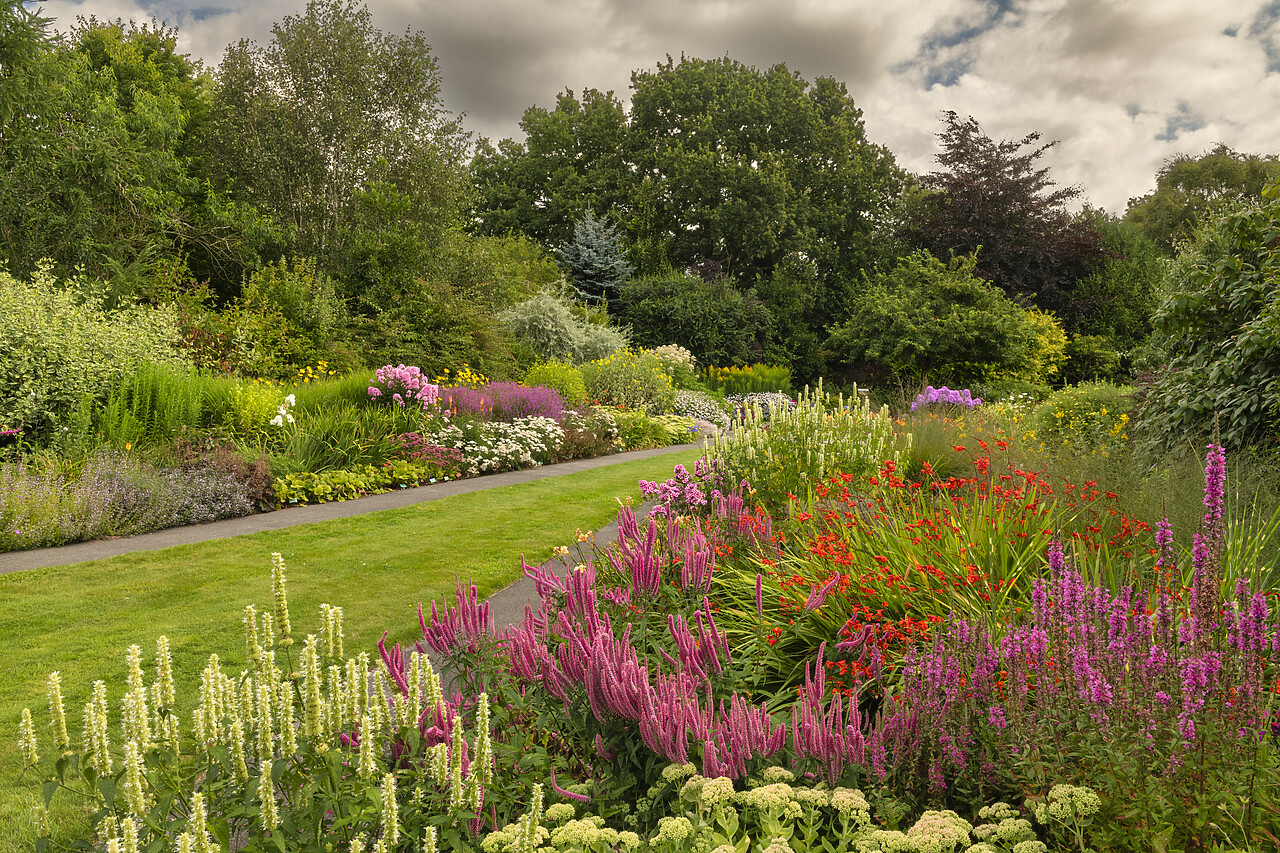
[0,447,703,851]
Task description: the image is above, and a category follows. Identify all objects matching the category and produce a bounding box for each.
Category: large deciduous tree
[471,55,904,295]
[204,0,468,264]
[1125,144,1280,254]
[898,112,1106,332]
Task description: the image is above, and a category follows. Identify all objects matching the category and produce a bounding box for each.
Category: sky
[31,0,1280,213]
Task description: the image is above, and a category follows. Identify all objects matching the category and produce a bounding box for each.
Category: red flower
[950,445,966,452]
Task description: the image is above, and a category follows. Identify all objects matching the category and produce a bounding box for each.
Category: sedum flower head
[977,802,1019,823]
[737,782,794,813]
[661,762,697,782]
[654,816,693,845]
[544,803,576,825]
[1012,843,1048,853]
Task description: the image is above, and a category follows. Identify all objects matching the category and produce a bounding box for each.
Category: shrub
[498,288,628,364]
[1062,333,1123,384]
[1132,183,1280,457]
[1031,382,1132,456]
[703,363,793,395]
[617,271,771,368]
[553,408,620,460]
[0,265,187,444]
[524,360,588,408]
[673,390,731,432]
[825,251,1067,387]
[580,349,677,413]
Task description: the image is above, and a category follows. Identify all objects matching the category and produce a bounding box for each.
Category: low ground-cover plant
[1,451,254,551]
[673,390,731,432]
[273,456,464,506]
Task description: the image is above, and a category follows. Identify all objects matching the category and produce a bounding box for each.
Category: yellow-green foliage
[524,360,588,407]
[580,350,676,413]
[0,265,186,442]
[1030,383,1131,456]
[1004,307,1068,385]
[702,363,792,395]
[227,383,287,440]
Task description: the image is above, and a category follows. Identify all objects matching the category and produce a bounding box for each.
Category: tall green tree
[470,87,630,247]
[1125,144,1280,253]
[898,112,1106,331]
[470,56,904,306]
[204,0,469,264]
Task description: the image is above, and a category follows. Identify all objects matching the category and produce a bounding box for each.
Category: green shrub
[0,265,187,444]
[1063,334,1123,384]
[703,363,793,395]
[499,288,628,364]
[1030,383,1132,456]
[617,272,771,367]
[580,349,677,413]
[610,408,688,451]
[524,360,588,407]
[1132,183,1280,457]
[273,457,461,506]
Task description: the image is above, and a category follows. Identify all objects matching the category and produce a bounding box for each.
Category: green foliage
[204,0,468,264]
[499,288,628,365]
[93,364,235,448]
[580,350,677,413]
[0,266,187,443]
[1062,334,1122,384]
[756,252,827,383]
[524,361,589,408]
[1031,383,1132,457]
[224,382,289,441]
[1125,143,1280,253]
[897,113,1107,330]
[617,272,772,368]
[1070,214,1162,359]
[710,383,904,512]
[472,56,905,299]
[274,457,460,505]
[556,210,633,309]
[702,363,794,396]
[1133,182,1280,457]
[826,251,1065,387]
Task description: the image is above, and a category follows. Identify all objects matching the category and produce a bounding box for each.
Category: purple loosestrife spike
[1155,517,1175,569]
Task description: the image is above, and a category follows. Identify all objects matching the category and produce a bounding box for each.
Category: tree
[204,0,468,264]
[616,272,772,368]
[898,112,1106,331]
[1125,144,1280,253]
[555,210,633,309]
[470,87,630,247]
[1132,183,1280,456]
[825,251,1066,387]
[471,55,904,295]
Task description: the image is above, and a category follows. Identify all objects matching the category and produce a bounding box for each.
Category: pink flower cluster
[368,364,440,409]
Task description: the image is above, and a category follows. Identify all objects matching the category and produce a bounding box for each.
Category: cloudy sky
[32,0,1280,212]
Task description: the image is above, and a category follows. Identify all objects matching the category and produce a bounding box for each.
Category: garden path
[0,444,700,576]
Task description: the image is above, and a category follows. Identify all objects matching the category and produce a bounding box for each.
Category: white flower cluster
[651,344,697,372]
[269,394,296,428]
[446,417,565,475]
[674,390,731,431]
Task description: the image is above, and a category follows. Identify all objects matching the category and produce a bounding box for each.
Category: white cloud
[29,0,1280,211]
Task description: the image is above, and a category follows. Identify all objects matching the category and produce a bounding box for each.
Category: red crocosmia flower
[787,492,798,501]
[920,461,934,476]
[950,445,966,452]
[796,512,812,523]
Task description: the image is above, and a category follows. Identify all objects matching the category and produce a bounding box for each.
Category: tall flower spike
[301,635,323,739]
[278,681,297,755]
[258,761,278,832]
[270,553,292,646]
[122,739,149,816]
[154,636,176,711]
[358,714,377,781]
[46,672,69,751]
[381,772,400,847]
[18,707,38,765]
[422,826,438,853]
[244,604,261,665]
[85,681,112,773]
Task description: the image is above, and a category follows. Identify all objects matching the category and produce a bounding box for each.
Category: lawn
[0,446,704,850]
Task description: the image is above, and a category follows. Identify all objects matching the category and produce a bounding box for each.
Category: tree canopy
[471,56,904,289]
[898,112,1106,332]
[1125,144,1280,253]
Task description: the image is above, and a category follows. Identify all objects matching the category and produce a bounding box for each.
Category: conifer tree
[555,210,633,310]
